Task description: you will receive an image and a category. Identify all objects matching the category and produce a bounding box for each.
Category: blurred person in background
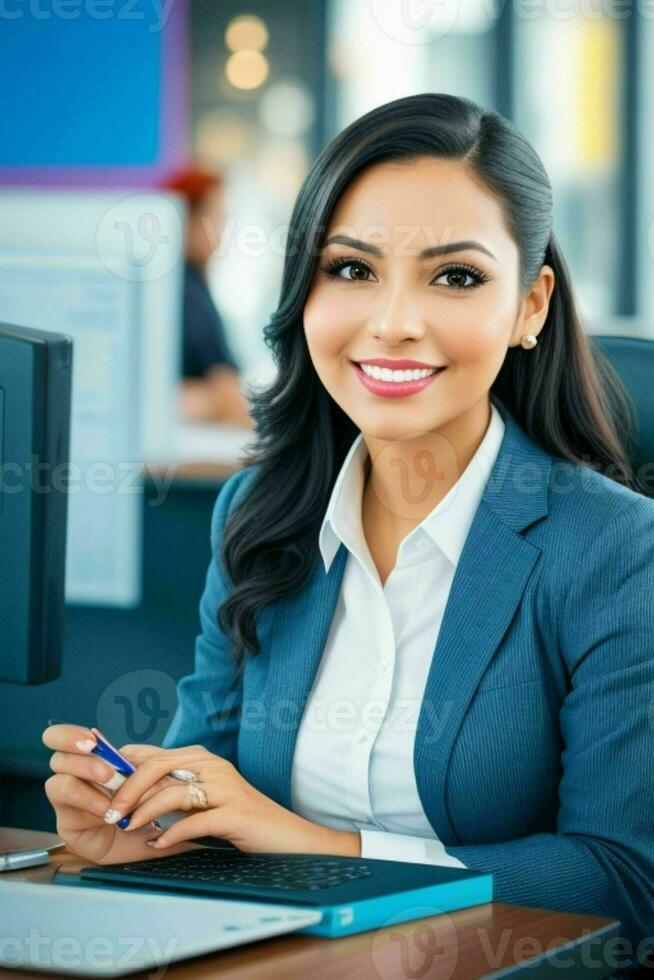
[162,164,253,429]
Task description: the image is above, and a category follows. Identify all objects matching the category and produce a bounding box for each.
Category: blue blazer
[162,396,654,950]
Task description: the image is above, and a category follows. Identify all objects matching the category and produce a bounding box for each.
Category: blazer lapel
[255,541,348,809]
[414,399,552,843]
[258,398,552,827]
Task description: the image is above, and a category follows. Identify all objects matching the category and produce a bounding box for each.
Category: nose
[367,287,427,347]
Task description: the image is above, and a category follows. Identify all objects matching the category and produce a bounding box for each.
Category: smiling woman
[221,91,644,659]
[205,94,652,956]
[43,93,654,968]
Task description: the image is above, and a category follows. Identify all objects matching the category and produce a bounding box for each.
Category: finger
[49,751,117,790]
[118,744,207,764]
[120,743,209,756]
[44,773,115,820]
[50,801,114,833]
[109,753,206,821]
[130,779,176,807]
[42,724,97,753]
[122,785,194,832]
[108,776,175,823]
[148,810,221,850]
[117,744,161,764]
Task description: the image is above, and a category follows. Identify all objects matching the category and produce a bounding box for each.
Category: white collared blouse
[290,401,506,865]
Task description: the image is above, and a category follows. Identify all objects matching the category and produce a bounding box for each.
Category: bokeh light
[259,79,315,137]
[225,15,269,53]
[225,50,270,91]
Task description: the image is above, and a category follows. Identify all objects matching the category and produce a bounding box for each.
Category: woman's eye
[322,258,487,289]
[433,267,485,290]
[322,259,374,282]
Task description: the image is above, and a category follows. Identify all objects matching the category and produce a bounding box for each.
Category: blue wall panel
[0,6,163,165]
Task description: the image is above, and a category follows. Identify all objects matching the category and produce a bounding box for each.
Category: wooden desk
[0,847,625,979]
[144,458,240,487]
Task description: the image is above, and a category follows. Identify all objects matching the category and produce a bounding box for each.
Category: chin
[355,412,438,443]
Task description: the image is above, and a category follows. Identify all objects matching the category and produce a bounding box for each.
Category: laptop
[0,879,322,977]
[72,842,492,938]
[0,827,65,871]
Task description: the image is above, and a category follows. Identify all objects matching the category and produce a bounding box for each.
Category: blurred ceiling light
[259,79,315,136]
[225,50,269,90]
[196,110,252,164]
[225,14,269,52]
[257,138,310,203]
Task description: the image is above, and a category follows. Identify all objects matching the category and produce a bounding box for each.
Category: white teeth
[359,364,439,382]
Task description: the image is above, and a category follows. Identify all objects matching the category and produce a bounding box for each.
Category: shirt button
[379,660,388,672]
[357,733,368,743]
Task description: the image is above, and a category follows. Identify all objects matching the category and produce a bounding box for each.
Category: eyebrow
[323,234,497,262]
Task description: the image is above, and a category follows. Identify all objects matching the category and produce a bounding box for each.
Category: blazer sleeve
[446,494,654,954]
[161,467,254,760]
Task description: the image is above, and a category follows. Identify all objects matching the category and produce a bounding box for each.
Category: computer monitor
[0,322,72,685]
[0,189,184,607]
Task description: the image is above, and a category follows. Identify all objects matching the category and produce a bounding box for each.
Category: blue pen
[47,720,186,833]
[89,727,138,830]
[88,727,187,832]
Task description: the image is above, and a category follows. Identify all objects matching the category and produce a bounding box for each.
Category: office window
[325,1,644,334]
[512,9,625,323]
[327,0,498,135]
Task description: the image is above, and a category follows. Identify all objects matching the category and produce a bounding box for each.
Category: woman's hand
[109,743,361,858]
[41,726,207,866]
[41,724,130,865]
[179,366,253,429]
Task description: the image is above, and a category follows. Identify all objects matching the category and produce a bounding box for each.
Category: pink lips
[353,362,446,399]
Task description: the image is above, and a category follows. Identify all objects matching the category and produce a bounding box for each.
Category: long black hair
[218,92,643,671]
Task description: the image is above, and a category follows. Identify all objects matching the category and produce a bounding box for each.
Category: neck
[361,397,492,535]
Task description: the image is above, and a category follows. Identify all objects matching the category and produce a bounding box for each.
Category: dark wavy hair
[218,92,643,671]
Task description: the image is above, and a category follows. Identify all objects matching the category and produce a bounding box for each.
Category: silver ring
[187,782,209,808]
[169,768,200,783]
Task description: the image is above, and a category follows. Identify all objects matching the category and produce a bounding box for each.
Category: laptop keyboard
[105,848,373,892]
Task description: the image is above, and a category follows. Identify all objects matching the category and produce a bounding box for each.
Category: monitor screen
[0,322,72,684]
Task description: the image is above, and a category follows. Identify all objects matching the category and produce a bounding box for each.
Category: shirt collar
[319,398,506,574]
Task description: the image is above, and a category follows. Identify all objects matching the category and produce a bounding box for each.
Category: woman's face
[303,156,553,446]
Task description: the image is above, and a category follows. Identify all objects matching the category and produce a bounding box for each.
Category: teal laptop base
[297,875,492,937]
[60,849,493,939]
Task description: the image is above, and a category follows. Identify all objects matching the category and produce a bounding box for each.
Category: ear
[510,265,555,348]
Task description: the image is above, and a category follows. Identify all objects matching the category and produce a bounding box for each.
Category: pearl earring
[520,334,538,349]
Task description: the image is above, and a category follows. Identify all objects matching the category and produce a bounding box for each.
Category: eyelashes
[320,255,490,291]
